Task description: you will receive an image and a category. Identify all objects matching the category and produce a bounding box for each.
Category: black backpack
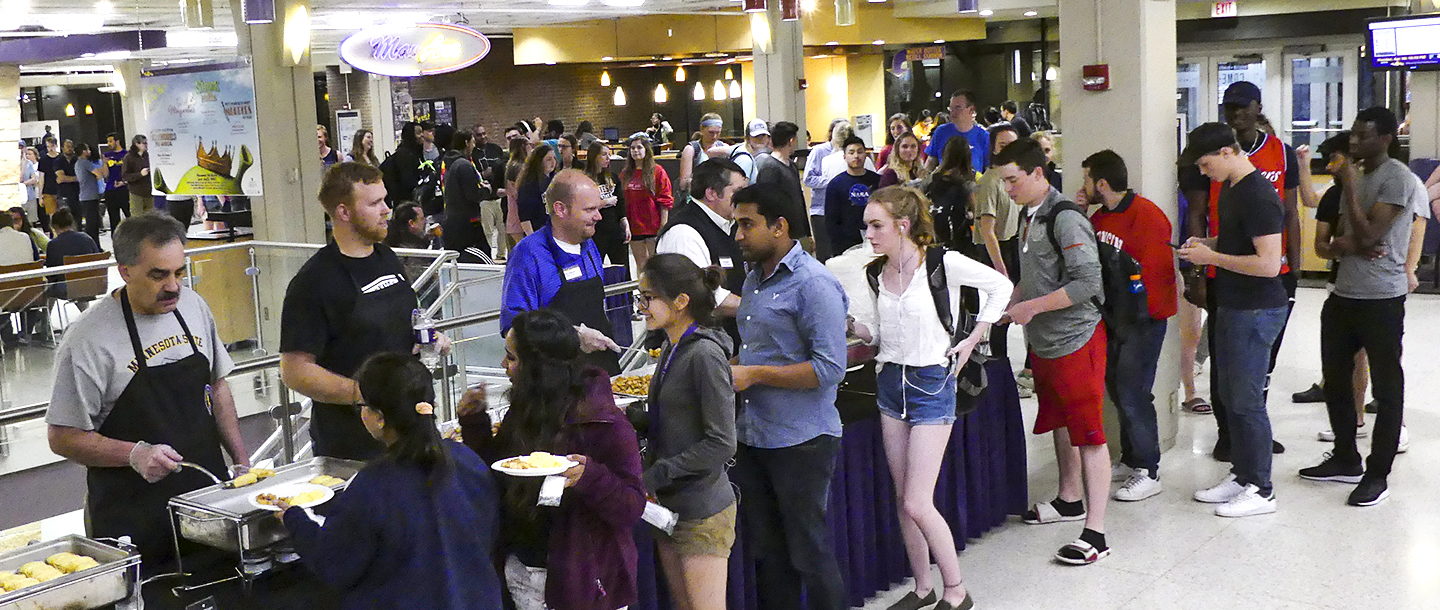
[863,247,989,414]
[415,158,443,216]
[1040,201,1149,343]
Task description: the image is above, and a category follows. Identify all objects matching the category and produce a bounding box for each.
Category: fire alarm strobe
[1082,64,1110,91]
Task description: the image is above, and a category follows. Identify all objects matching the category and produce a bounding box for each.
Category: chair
[50,252,113,333]
[0,261,47,352]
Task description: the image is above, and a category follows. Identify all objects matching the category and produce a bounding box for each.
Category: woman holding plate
[276,352,504,610]
[458,309,646,610]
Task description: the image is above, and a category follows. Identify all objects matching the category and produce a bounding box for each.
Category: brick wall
[405,38,746,144]
[322,67,375,133]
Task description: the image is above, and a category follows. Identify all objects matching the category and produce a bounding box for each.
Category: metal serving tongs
[176,461,224,486]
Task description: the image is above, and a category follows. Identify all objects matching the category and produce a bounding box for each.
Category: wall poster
[141,59,263,196]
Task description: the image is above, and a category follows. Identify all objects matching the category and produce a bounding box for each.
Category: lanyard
[657,324,699,382]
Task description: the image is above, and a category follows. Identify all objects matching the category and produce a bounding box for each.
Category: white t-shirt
[46,288,233,431]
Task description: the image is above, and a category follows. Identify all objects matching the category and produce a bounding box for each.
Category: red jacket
[1090,192,1178,320]
[622,165,674,237]
[461,368,646,610]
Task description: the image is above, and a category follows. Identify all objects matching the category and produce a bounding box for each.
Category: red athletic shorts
[1031,323,1108,447]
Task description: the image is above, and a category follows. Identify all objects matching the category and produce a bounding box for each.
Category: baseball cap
[1222,81,1262,107]
[1179,122,1238,165]
[747,119,771,138]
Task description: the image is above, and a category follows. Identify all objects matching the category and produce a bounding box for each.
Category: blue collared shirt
[500,225,604,334]
[735,241,849,448]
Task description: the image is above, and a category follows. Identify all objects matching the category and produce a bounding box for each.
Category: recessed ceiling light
[826,41,839,46]
[979,9,992,16]
[873,40,885,45]
[1023,10,1037,16]
[545,61,556,65]
[934,39,944,44]
[601,56,614,61]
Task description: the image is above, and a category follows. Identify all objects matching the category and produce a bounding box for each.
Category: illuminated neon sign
[339,22,491,77]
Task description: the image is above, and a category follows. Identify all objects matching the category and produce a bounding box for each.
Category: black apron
[87,289,227,567]
[310,250,418,460]
[543,236,621,375]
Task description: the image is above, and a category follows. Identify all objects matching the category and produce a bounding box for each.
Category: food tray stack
[0,535,140,610]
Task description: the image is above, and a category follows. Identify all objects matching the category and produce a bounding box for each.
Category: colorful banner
[141,60,263,196]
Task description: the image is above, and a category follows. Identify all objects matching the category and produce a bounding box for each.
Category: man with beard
[500,169,622,373]
[280,162,449,460]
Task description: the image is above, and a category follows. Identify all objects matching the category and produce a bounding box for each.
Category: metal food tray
[0,534,140,610]
[168,457,363,553]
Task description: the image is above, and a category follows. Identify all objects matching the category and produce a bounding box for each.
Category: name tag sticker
[563,265,583,281]
[719,257,734,268]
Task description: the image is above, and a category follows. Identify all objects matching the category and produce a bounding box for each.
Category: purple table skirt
[633,359,1029,610]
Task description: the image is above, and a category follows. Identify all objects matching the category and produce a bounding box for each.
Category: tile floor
[860,286,1440,610]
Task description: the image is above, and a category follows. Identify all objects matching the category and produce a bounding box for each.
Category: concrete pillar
[232,0,327,245]
[750,4,806,137]
[1059,0,1181,452]
[367,74,397,153]
[115,60,147,142]
[0,66,19,211]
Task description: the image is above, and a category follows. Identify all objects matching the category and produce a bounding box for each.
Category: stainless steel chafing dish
[0,534,141,610]
[167,457,363,555]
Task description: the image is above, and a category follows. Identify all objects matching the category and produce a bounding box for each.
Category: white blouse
[853,251,1014,368]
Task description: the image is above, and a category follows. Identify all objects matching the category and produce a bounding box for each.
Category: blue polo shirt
[500,225,605,333]
[735,241,849,449]
[925,122,990,174]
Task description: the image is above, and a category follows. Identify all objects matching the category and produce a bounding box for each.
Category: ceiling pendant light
[725,66,735,80]
[85,105,94,115]
[675,65,687,82]
[65,104,76,117]
[600,70,611,87]
[693,81,706,100]
[713,80,727,101]
[614,86,627,106]
[728,80,741,98]
[834,0,855,26]
[654,83,668,104]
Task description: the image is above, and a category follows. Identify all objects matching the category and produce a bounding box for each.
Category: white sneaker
[1111,463,1136,482]
[1214,484,1277,517]
[1398,426,1409,454]
[1113,471,1162,502]
[1017,385,1034,399]
[1194,474,1245,504]
[1317,425,1367,441]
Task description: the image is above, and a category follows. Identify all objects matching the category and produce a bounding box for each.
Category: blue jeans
[1214,306,1288,494]
[1106,317,1168,474]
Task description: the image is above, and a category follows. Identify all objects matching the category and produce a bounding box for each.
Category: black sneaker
[1365,400,1379,414]
[1273,440,1286,454]
[1299,452,1364,483]
[1347,478,1389,506]
[1292,383,1324,403]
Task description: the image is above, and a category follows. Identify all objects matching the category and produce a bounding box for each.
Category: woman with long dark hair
[279,353,503,610]
[584,142,630,269]
[877,113,912,169]
[345,129,380,166]
[923,136,977,254]
[503,137,532,248]
[516,144,557,235]
[620,135,673,272]
[636,254,736,610]
[457,309,645,610]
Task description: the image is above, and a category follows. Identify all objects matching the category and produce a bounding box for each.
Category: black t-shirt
[55,156,79,199]
[279,243,413,378]
[1214,171,1287,310]
[1315,184,1341,225]
[753,153,811,238]
[40,154,58,195]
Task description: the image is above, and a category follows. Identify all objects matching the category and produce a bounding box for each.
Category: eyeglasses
[635,292,658,311]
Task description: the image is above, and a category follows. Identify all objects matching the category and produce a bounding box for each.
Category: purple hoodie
[461,368,645,610]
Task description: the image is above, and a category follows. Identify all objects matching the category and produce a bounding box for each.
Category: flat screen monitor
[1368,14,1440,71]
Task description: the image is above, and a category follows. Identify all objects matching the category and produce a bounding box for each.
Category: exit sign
[1212,1,1238,18]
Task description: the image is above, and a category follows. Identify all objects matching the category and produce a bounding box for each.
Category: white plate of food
[491,452,577,477]
[249,483,335,512]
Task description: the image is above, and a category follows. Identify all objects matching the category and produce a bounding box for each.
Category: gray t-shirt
[1334,158,1421,300]
[46,288,233,431]
[75,158,101,201]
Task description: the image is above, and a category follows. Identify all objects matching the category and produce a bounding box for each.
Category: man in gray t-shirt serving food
[1297,107,1421,508]
[45,213,249,570]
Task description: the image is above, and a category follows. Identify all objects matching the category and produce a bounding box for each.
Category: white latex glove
[129,441,183,483]
[576,324,620,353]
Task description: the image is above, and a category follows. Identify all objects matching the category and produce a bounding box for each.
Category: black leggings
[104,187,130,233]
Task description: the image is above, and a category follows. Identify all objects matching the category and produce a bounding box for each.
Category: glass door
[1284,53,1355,157]
[1177,62,1203,134]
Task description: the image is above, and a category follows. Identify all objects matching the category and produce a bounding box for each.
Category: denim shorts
[876,362,957,426]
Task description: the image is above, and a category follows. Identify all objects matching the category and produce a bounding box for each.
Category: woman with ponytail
[456,309,645,610]
[847,186,1013,610]
[636,253,737,610]
[278,352,503,610]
